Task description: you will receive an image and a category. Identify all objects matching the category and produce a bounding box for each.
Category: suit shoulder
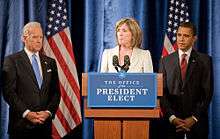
[106,46,118,52]
[4,51,25,63]
[5,51,24,59]
[195,52,212,65]
[134,48,151,57]
[161,51,177,61]
[41,54,56,61]
[197,51,211,59]
[136,48,149,53]
[103,46,119,56]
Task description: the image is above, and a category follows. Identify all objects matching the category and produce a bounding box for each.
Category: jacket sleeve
[46,59,61,118]
[159,58,176,118]
[2,57,28,117]
[143,50,153,73]
[100,49,109,72]
[192,56,213,120]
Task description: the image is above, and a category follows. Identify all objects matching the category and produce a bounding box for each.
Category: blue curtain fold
[207,1,220,139]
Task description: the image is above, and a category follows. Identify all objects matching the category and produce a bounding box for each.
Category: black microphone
[112,55,119,72]
[121,55,130,72]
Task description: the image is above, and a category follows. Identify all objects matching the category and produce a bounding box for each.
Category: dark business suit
[2,50,60,138]
[159,49,213,139]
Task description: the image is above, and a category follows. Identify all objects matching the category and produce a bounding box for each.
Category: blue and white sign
[87,73,157,108]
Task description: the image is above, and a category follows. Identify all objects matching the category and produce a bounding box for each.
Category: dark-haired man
[159,22,213,139]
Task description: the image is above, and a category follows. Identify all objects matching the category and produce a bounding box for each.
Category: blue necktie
[31,54,42,88]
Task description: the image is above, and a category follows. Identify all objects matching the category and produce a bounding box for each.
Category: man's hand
[172,117,190,132]
[25,111,43,125]
[183,117,196,130]
[36,111,51,123]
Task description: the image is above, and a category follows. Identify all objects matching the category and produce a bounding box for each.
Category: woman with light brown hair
[100,18,153,73]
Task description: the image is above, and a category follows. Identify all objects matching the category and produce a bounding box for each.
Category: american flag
[43,0,82,138]
[162,0,189,57]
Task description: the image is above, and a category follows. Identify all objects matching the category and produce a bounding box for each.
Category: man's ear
[21,30,29,43]
[21,35,26,43]
[193,35,197,42]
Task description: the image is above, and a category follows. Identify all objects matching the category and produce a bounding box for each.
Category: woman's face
[117,23,132,48]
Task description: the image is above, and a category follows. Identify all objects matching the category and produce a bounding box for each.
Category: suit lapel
[20,51,39,87]
[183,49,198,87]
[130,47,138,67]
[39,54,49,91]
[173,52,183,85]
[112,45,119,56]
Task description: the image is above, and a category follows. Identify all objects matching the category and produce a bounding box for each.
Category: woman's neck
[120,45,133,51]
[119,46,133,66]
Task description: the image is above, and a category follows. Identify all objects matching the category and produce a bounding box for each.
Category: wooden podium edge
[84,99,160,118]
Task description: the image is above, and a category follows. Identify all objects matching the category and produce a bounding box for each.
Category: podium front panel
[87,73,157,108]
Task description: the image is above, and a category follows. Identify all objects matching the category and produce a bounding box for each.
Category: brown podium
[82,73,163,139]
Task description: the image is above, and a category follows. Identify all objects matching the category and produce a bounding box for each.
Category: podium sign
[87,73,157,108]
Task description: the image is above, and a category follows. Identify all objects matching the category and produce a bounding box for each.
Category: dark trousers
[9,134,52,139]
[9,124,52,139]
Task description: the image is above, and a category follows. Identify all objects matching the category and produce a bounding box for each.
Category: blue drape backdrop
[0,0,220,139]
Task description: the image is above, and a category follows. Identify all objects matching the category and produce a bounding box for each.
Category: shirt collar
[178,47,192,62]
[179,47,192,56]
[24,47,39,58]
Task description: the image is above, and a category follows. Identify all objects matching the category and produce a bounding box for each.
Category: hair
[115,18,143,48]
[22,22,42,37]
[178,22,197,36]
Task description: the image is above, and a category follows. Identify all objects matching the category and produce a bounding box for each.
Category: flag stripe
[45,1,81,138]
[52,115,67,138]
[59,83,81,124]
[47,37,81,101]
[58,98,77,128]
[59,29,76,64]
[55,108,72,133]
[58,98,77,129]
[64,29,73,49]
[162,34,176,57]
[43,39,81,116]
[58,85,77,127]
[162,46,169,57]
[52,32,79,87]
[58,64,81,117]
[52,123,61,139]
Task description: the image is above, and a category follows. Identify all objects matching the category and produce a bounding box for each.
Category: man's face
[176,27,197,52]
[23,26,43,53]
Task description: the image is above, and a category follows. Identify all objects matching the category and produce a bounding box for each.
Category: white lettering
[96,88,102,95]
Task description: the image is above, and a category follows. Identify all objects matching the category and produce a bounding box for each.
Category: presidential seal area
[96,88,149,102]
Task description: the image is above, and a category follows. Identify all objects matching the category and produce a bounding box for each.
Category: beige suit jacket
[100,46,153,73]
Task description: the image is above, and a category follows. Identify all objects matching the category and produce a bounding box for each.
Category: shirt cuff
[169,115,176,123]
[192,115,198,122]
[22,109,30,118]
[45,110,52,117]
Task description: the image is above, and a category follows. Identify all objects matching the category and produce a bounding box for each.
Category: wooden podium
[82,73,163,139]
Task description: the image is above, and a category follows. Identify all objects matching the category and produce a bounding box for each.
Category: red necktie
[181,54,187,81]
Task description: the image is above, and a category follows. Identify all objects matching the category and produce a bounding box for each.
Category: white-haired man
[2,22,60,139]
